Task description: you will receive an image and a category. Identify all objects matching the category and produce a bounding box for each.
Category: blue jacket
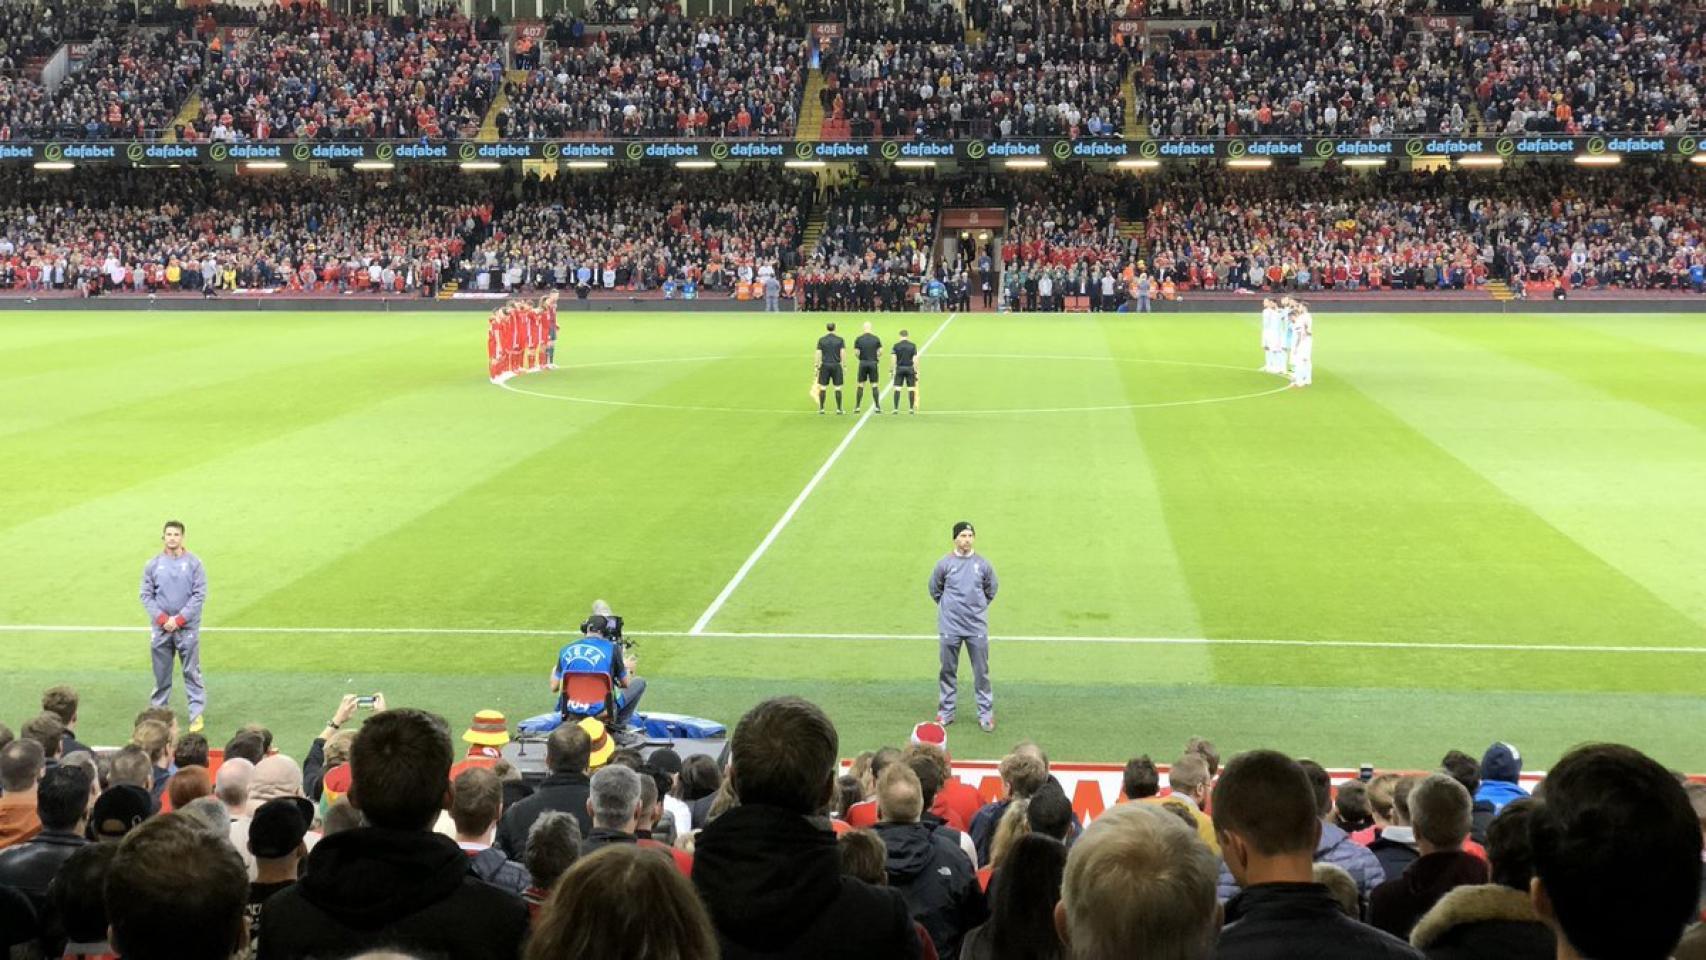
[1474,780,1529,814]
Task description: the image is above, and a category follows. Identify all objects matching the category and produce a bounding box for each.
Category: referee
[814,322,846,414]
[852,322,882,414]
[890,329,919,414]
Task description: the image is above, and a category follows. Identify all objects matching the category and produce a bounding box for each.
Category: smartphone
[1359,763,1374,781]
[356,696,378,709]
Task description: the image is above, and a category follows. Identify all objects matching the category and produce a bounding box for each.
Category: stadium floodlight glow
[32,161,75,171]
[784,159,826,169]
[1114,159,1161,170]
[1343,158,1386,168]
[240,161,288,171]
[352,160,396,171]
[1004,158,1049,170]
[894,159,936,168]
[566,160,609,170]
[1225,158,1273,169]
[674,160,717,169]
[459,160,502,171]
[1572,154,1621,166]
[1456,156,1504,167]
[1692,154,1706,166]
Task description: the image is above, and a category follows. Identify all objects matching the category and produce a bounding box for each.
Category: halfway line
[686,312,958,635]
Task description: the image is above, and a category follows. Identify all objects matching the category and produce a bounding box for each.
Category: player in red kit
[487,313,502,382]
[543,292,560,368]
[504,304,523,379]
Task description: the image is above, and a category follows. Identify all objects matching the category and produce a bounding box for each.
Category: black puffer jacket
[693,804,921,960]
[874,821,987,960]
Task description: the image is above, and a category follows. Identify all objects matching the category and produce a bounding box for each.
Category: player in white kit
[1260,298,1286,373]
[1289,300,1313,387]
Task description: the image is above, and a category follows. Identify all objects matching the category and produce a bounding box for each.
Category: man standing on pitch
[852,322,882,414]
[140,520,208,733]
[814,322,846,415]
[929,522,999,732]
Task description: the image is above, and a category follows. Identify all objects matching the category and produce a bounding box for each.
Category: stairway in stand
[164,94,202,141]
[478,70,529,141]
[436,279,462,301]
[1122,64,1143,139]
[1484,279,1516,302]
[1118,218,1147,266]
[800,213,828,261]
[796,67,828,141]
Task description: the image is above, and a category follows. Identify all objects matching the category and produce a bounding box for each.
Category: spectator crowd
[0,0,1705,141]
[3,683,1706,960]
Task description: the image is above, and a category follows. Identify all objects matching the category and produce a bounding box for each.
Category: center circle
[500,354,1291,415]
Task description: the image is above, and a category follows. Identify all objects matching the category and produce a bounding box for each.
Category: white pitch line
[0,623,1701,656]
[686,312,960,636]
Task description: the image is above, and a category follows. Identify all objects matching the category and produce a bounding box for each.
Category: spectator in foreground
[961,833,1066,960]
[1370,774,1487,939]
[105,814,249,960]
[1528,743,1701,960]
[526,845,718,960]
[0,739,45,849]
[257,709,528,960]
[0,764,91,915]
[450,767,530,895]
[521,810,581,917]
[90,784,151,843]
[1440,750,1493,845]
[1474,743,1527,815]
[1369,776,1421,882]
[1055,802,1219,960]
[48,842,120,958]
[580,764,645,858]
[1213,750,1421,959]
[873,762,987,958]
[497,721,595,857]
[246,796,314,959]
[1299,760,1386,904]
[1408,798,1553,960]
[40,686,91,758]
[691,696,923,958]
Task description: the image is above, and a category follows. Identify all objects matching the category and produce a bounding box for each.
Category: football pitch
[4,307,1705,770]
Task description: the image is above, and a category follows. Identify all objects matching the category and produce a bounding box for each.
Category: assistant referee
[814,322,846,414]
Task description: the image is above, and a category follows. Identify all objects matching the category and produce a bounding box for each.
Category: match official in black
[852,322,883,413]
[891,329,919,414]
[815,322,846,414]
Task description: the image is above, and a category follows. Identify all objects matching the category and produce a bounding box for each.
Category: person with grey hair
[580,764,643,858]
[522,811,582,911]
[1370,774,1486,940]
[1055,802,1219,960]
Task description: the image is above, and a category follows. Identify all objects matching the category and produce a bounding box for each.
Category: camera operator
[550,608,645,745]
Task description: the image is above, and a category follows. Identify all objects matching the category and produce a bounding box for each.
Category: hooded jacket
[874,821,987,959]
[1408,883,1554,960]
[1216,883,1424,960]
[256,826,528,960]
[1370,850,1489,940]
[692,803,921,960]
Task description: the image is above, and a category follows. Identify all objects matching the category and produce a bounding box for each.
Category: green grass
[4,308,1705,771]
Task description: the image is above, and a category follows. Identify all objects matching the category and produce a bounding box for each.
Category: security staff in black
[852,323,883,413]
[815,322,847,414]
[891,329,920,414]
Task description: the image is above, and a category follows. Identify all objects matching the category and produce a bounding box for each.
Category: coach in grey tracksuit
[929,521,999,731]
[140,520,208,722]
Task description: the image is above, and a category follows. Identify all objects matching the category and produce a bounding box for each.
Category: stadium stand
[0,687,1701,960]
[494,10,804,140]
